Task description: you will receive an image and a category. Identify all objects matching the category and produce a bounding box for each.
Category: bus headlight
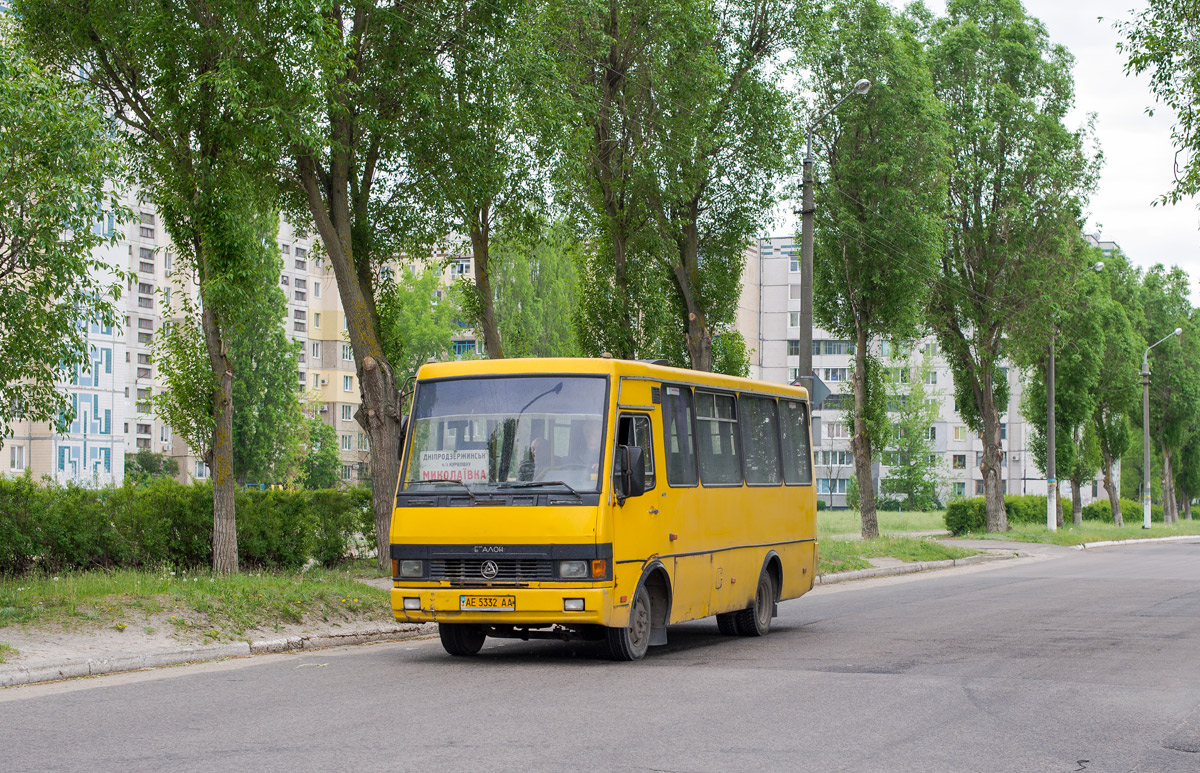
[558,560,588,579]
[399,560,424,578]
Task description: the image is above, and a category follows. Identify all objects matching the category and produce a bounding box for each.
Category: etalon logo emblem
[480,560,499,579]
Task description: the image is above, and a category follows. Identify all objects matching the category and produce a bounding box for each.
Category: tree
[228,213,303,487]
[124,450,179,482]
[300,414,340,490]
[1088,251,1143,526]
[1019,251,1105,526]
[490,219,582,358]
[406,0,539,360]
[807,0,948,538]
[926,0,1098,532]
[263,1,457,570]
[0,18,127,444]
[19,0,296,572]
[1138,265,1200,524]
[1117,1,1200,204]
[880,351,945,511]
[377,264,464,388]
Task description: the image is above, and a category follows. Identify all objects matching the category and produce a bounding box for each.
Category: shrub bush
[0,478,370,574]
[945,497,985,535]
[816,499,827,511]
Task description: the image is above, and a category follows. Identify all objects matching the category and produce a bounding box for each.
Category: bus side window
[662,385,699,486]
[695,390,741,486]
[740,395,782,485]
[614,414,656,495]
[779,400,814,486]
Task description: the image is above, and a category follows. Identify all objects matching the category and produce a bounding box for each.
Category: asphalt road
[4,540,1200,772]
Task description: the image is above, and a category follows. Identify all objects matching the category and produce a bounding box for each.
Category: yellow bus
[389,357,816,660]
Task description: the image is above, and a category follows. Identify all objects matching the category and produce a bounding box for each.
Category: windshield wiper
[497,480,582,498]
[417,478,477,503]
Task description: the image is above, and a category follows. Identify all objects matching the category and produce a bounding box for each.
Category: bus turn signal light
[592,560,606,578]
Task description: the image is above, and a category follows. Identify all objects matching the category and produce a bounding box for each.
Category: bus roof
[414,357,811,402]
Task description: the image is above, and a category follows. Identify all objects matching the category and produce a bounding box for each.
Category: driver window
[613,414,656,495]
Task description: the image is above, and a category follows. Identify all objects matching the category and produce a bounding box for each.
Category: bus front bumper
[391,586,616,627]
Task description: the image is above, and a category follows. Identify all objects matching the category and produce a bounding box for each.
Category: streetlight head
[853,79,871,95]
[1092,261,1104,272]
[1175,327,1183,336]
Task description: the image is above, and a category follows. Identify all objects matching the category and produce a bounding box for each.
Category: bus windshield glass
[403,376,607,493]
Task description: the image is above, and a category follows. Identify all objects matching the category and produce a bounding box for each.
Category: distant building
[738,236,1113,509]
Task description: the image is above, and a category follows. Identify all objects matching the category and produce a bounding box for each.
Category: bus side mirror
[619,445,646,501]
[398,414,409,462]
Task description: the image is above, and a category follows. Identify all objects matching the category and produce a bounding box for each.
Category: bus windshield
[403,376,607,493]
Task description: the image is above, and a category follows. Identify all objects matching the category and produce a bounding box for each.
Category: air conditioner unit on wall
[319,405,328,413]
[320,378,328,385]
[1011,454,1020,463]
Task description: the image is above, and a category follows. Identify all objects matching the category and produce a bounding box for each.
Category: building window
[137,353,151,365]
[295,290,306,302]
[953,482,966,497]
[137,367,151,379]
[9,444,25,471]
[138,318,154,330]
[139,225,155,239]
[137,423,151,435]
[138,332,153,344]
[313,281,321,298]
[823,368,848,382]
[341,343,353,361]
[295,258,307,270]
[952,454,966,469]
[139,259,154,274]
[196,461,210,479]
[341,405,352,421]
[343,375,353,392]
[341,434,352,451]
[1000,423,1007,441]
[312,373,320,388]
[954,426,967,441]
[358,432,369,451]
[789,284,801,300]
[139,211,155,226]
[136,437,151,449]
[816,478,848,494]
[825,422,848,439]
[281,274,289,286]
[294,278,306,291]
[341,464,353,481]
[788,311,800,328]
[928,426,936,441]
[789,255,800,273]
[138,282,154,295]
[975,480,985,495]
[295,246,307,260]
[311,342,321,359]
[787,340,800,357]
[160,426,170,443]
[924,370,937,385]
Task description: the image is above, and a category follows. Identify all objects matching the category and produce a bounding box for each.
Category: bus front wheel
[734,570,774,637]
[439,623,486,656]
[606,586,651,661]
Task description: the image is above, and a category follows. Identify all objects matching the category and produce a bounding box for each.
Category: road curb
[0,623,435,689]
[1073,534,1200,550]
[815,552,1012,585]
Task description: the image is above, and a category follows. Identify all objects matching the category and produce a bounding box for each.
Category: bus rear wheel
[734,570,774,637]
[439,623,486,656]
[606,586,651,661]
[716,612,738,635]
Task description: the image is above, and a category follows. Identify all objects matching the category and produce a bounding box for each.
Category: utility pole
[1047,330,1057,531]
[1142,327,1181,528]
[798,79,870,394]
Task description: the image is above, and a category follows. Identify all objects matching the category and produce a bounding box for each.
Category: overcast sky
[777,1,1200,291]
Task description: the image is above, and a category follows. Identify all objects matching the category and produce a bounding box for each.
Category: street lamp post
[798,78,870,391]
[1046,261,1103,532]
[1142,327,1182,528]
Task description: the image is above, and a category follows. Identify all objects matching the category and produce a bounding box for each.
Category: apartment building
[739,235,1112,509]
[4,193,370,487]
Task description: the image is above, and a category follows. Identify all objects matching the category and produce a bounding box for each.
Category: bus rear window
[779,400,813,486]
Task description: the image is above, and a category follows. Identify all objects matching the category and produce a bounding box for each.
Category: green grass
[0,566,393,642]
[817,536,976,575]
[0,643,14,663]
[818,509,948,537]
[960,520,1200,546]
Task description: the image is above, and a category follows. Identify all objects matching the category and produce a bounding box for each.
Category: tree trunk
[1162,444,1177,524]
[850,325,878,539]
[672,224,712,371]
[1070,472,1083,526]
[356,356,402,566]
[469,214,504,359]
[1101,446,1122,526]
[200,301,237,574]
[1055,489,1064,530]
[978,396,1007,532]
[1185,495,1193,520]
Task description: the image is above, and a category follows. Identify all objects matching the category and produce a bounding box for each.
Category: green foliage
[945,495,1059,535]
[0,479,372,574]
[1081,498,1164,524]
[816,499,828,511]
[490,219,583,358]
[125,451,180,482]
[0,18,129,442]
[152,295,216,460]
[880,352,944,510]
[1117,1,1200,204]
[300,415,341,491]
[846,474,860,512]
[378,263,466,383]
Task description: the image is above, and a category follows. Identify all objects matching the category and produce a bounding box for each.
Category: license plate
[460,594,516,611]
